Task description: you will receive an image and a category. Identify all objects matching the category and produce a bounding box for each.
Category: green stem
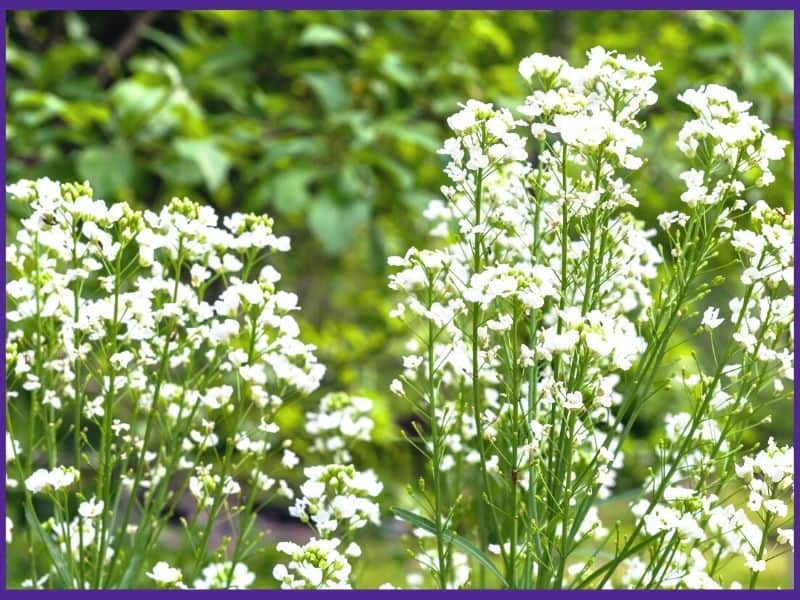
[102,238,183,586]
[426,274,449,589]
[748,513,773,589]
[94,246,125,588]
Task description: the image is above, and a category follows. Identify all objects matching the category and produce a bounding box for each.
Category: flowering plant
[4,45,794,590]
[5,180,381,589]
[388,47,793,589]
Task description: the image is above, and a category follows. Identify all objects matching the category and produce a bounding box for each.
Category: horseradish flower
[147,562,184,587]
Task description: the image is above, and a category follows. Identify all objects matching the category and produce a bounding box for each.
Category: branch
[95,11,160,87]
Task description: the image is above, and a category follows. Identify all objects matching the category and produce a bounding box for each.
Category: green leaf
[25,502,71,587]
[365,154,414,190]
[392,507,508,587]
[76,143,134,199]
[304,72,351,113]
[308,197,370,254]
[298,24,351,49]
[140,27,187,58]
[118,546,145,587]
[337,164,371,198]
[10,90,66,126]
[265,168,320,215]
[111,77,205,138]
[110,80,171,132]
[763,53,793,94]
[61,101,111,129]
[380,53,416,89]
[471,18,513,57]
[260,139,325,169]
[153,156,205,187]
[174,138,230,192]
[373,119,440,152]
[197,43,255,78]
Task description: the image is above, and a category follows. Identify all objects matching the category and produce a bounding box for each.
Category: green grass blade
[392,506,508,587]
[24,501,72,587]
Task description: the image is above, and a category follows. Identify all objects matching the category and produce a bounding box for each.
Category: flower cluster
[146,561,185,588]
[388,47,792,590]
[192,562,256,589]
[5,43,792,590]
[737,438,793,505]
[24,466,79,494]
[289,464,382,536]
[5,179,379,589]
[677,84,788,187]
[305,392,375,462]
[272,538,353,589]
[274,393,384,589]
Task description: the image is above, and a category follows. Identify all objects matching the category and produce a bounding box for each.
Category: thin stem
[427,273,449,589]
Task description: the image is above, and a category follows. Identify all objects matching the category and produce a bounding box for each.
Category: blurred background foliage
[5,10,794,587]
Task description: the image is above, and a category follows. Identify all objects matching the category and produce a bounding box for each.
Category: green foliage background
[5,10,794,587]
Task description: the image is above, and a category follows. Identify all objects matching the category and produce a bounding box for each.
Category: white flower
[289,465,382,536]
[77,497,104,519]
[282,449,300,469]
[209,319,240,343]
[402,355,423,370]
[190,264,211,286]
[390,379,404,396]
[25,466,78,494]
[563,391,584,410]
[744,555,766,573]
[193,561,255,589]
[657,211,689,230]
[519,52,569,82]
[274,538,352,589]
[300,480,326,499]
[777,528,794,547]
[147,561,183,586]
[701,307,724,330]
[762,499,788,517]
[6,434,21,464]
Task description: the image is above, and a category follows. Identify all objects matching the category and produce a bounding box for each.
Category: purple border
[0,2,797,8]
[1,3,797,596]
[2,7,8,592]
[792,6,799,596]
